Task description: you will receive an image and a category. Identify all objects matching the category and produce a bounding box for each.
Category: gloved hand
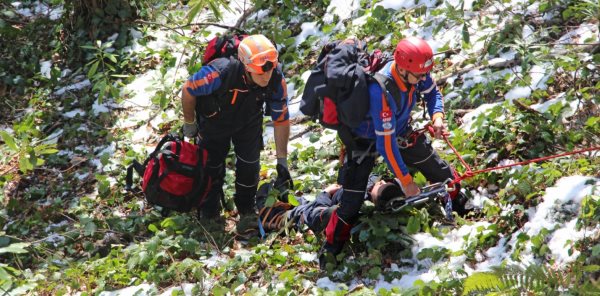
[274,163,293,193]
[431,117,448,139]
[183,120,198,138]
[395,178,421,197]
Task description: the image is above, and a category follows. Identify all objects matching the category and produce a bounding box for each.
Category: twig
[529,43,600,46]
[290,124,319,141]
[435,48,461,56]
[234,6,255,29]
[452,109,475,116]
[513,99,541,115]
[436,58,519,85]
[135,20,243,33]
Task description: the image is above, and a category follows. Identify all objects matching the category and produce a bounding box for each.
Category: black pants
[336,133,456,223]
[199,116,263,216]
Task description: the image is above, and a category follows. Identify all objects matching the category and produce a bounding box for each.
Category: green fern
[463,264,574,295]
[463,272,504,295]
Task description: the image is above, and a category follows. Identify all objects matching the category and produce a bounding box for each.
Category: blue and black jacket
[184,57,289,133]
[353,61,445,187]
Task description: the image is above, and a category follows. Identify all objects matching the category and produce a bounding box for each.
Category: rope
[437,128,600,186]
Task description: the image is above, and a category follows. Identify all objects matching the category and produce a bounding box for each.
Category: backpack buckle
[397,137,411,149]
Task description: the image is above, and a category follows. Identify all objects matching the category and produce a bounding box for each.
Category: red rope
[439,130,600,186]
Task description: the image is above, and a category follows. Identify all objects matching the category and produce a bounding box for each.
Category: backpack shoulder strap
[125,133,178,191]
[371,73,402,106]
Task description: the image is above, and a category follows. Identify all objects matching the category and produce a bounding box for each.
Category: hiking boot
[198,214,226,233]
[452,191,473,217]
[198,189,224,220]
[258,201,293,231]
[255,182,273,210]
[235,212,260,237]
[318,242,342,271]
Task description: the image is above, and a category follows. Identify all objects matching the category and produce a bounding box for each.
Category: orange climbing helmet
[238,34,278,74]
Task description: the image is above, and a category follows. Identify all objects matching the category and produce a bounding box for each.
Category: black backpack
[300,38,394,150]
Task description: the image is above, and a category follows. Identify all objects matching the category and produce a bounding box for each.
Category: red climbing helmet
[394,37,434,74]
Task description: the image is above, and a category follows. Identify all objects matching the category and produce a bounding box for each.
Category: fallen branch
[436,58,519,85]
[135,20,243,34]
[290,124,319,141]
[514,99,541,115]
[452,109,475,116]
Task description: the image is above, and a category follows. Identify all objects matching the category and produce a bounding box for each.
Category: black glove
[274,164,293,193]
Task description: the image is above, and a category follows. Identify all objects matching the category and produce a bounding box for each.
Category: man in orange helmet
[320,36,469,268]
[181,34,292,234]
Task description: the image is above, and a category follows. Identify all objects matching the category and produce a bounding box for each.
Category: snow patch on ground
[295,22,324,46]
[14,1,63,20]
[530,92,581,118]
[376,0,438,9]
[461,103,499,132]
[476,176,600,270]
[54,80,92,96]
[316,277,342,291]
[40,60,52,79]
[299,251,318,262]
[320,177,599,290]
[63,109,86,118]
[98,283,155,296]
[199,251,227,268]
[504,63,553,100]
[121,67,187,109]
[323,0,360,24]
[556,23,599,50]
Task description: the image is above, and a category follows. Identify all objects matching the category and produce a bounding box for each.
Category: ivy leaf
[0,131,18,152]
[84,221,97,236]
[88,61,99,78]
[0,242,30,254]
[0,237,9,247]
[462,23,470,45]
[148,224,159,233]
[367,266,381,279]
[406,216,420,234]
[583,265,600,273]
[187,0,205,24]
[0,265,12,284]
[264,196,276,208]
[287,194,299,207]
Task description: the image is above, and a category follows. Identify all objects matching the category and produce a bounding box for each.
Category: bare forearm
[182,87,196,123]
[273,124,290,158]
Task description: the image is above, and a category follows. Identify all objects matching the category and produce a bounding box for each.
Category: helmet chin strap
[394,64,411,84]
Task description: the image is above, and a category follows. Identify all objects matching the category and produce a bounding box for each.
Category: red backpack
[202,33,248,64]
[126,134,212,213]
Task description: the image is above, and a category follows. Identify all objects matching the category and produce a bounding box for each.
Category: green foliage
[187,0,231,23]
[0,114,58,174]
[562,0,599,22]
[2,0,600,294]
[463,264,591,294]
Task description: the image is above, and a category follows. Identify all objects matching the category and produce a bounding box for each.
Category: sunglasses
[408,71,428,80]
[246,60,277,74]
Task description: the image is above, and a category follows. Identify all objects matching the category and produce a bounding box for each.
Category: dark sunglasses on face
[260,61,275,73]
[408,71,427,80]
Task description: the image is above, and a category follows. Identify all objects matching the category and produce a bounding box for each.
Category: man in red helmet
[321,36,469,267]
[181,35,292,234]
